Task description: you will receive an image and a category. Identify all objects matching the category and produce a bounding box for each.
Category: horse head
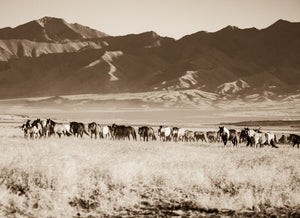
[26,120,31,128]
[111,124,117,135]
[41,120,47,127]
[138,127,143,135]
[112,123,117,128]
[21,124,27,130]
[253,127,262,133]
[87,123,93,132]
[172,127,179,135]
[219,126,224,136]
[287,134,293,143]
[31,119,41,128]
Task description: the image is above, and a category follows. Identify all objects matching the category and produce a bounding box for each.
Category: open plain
[0,114,299,217]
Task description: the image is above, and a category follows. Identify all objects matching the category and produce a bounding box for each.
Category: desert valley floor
[0,104,300,216]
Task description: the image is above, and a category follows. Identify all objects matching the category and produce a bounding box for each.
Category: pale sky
[1,0,300,39]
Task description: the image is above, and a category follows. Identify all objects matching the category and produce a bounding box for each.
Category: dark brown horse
[240,128,253,146]
[288,134,300,148]
[184,130,194,142]
[46,119,56,136]
[194,131,207,142]
[206,131,219,143]
[88,122,100,139]
[172,127,179,142]
[138,126,156,141]
[278,135,289,144]
[70,122,89,138]
[219,126,238,147]
[112,124,137,140]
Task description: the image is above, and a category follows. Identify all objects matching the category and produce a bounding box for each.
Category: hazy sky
[1,0,300,39]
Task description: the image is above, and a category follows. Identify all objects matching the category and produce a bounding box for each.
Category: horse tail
[132,129,137,140]
[204,134,208,143]
[152,133,157,141]
[84,130,89,136]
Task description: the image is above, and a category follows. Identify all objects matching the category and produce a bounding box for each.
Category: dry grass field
[0,123,300,217]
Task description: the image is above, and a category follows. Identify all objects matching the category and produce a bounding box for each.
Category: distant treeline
[220,120,300,127]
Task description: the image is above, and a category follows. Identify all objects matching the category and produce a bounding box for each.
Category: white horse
[178,128,186,141]
[158,126,172,141]
[23,125,40,139]
[245,128,278,148]
[100,126,111,139]
[40,120,51,137]
[54,124,71,138]
[164,127,171,141]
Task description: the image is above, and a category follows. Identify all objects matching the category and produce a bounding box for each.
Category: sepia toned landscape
[1,0,300,217]
[0,115,299,217]
[0,108,299,217]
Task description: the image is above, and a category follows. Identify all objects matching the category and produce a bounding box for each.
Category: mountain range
[0,16,300,105]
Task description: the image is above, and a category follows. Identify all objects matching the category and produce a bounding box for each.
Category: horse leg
[222,136,227,146]
[255,138,259,148]
[270,139,278,148]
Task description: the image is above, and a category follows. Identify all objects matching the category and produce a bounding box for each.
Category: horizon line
[0,16,299,40]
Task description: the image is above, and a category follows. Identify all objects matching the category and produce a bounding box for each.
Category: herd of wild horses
[21,118,300,148]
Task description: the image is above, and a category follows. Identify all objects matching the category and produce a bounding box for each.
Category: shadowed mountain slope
[0,17,299,101]
[0,16,108,41]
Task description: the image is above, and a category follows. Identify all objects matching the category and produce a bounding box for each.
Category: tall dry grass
[0,124,299,217]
